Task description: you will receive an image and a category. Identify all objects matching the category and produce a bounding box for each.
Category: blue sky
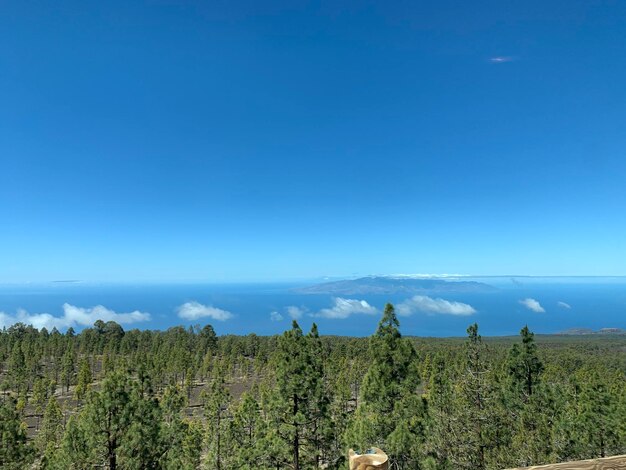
[2,0,626,282]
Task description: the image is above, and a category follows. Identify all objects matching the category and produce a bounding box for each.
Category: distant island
[557,327,626,335]
[294,276,497,295]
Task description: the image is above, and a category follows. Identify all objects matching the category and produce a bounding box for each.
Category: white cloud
[557,301,571,309]
[270,311,284,322]
[313,298,378,319]
[396,295,476,316]
[0,303,151,331]
[63,303,150,325]
[0,309,66,330]
[519,298,545,313]
[286,306,305,320]
[489,56,514,63]
[176,301,233,321]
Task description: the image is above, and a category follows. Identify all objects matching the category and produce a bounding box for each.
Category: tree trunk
[293,394,300,470]
[216,412,221,470]
[108,438,117,470]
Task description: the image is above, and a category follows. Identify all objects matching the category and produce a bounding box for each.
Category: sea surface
[0,278,625,337]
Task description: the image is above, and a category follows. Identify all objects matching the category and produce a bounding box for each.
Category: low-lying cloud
[286,306,306,320]
[0,303,151,331]
[396,295,476,316]
[557,301,571,309]
[176,301,233,321]
[519,298,545,313]
[313,298,378,319]
[270,311,284,322]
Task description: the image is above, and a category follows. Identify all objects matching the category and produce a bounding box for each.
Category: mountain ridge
[557,327,626,335]
[293,276,497,295]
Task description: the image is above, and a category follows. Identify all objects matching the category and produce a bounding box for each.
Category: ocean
[0,278,625,337]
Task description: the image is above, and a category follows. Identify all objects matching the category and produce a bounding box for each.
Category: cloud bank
[557,301,571,309]
[519,298,545,313]
[176,301,233,321]
[396,295,476,316]
[0,303,151,331]
[313,298,378,319]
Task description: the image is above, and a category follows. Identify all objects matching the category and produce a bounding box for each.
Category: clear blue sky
[2,0,626,282]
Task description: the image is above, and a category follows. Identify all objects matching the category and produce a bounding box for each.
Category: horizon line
[2,274,626,286]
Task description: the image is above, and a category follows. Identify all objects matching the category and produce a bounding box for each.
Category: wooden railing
[506,455,626,469]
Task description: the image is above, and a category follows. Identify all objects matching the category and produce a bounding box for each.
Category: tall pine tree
[272,320,328,469]
[346,303,422,467]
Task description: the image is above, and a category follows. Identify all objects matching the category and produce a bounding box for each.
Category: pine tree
[508,326,543,400]
[60,346,75,393]
[425,353,456,470]
[327,359,353,466]
[282,321,330,468]
[75,357,93,401]
[36,396,64,453]
[452,323,497,470]
[304,323,332,467]
[184,366,194,400]
[82,370,135,470]
[258,381,291,469]
[0,397,33,469]
[120,387,163,469]
[506,326,550,466]
[170,420,204,470]
[161,384,192,467]
[50,415,92,469]
[577,370,622,459]
[203,369,232,470]
[346,303,422,467]
[7,344,26,394]
[509,383,558,466]
[32,377,49,431]
[228,392,266,468]
[200,324,218,355]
